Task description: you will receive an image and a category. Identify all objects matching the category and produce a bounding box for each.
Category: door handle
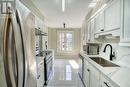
[104,82,110,87]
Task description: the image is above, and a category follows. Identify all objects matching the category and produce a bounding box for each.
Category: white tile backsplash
[99,43,119,61]
[116,46,130,68]
[99,42,130,68]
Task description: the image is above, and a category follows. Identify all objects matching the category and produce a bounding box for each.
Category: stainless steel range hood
[35,28,47,36]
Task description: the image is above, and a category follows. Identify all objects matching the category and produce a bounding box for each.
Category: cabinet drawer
[100,75,119,87]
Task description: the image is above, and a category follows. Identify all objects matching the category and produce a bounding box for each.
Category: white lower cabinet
[83,59,100,87]
[100,74,119,87]
[83,58,118,87]
[89,64,100,87]
[83,59,90,87]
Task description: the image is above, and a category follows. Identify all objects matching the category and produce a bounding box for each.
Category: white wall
[48,28,81,56]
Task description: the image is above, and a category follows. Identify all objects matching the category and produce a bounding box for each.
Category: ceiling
[32,0,92,28]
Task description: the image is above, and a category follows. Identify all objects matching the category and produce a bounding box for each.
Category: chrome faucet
[103,44,115,61]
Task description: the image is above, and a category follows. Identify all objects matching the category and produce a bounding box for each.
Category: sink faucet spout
[103,44,115,61]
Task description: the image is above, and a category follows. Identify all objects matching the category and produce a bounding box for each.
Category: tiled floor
[45,58,84,87]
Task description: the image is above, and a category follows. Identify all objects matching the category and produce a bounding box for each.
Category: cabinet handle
[87,69,90,72]
[37,75,40,79]
[101,29,104,31]
[104,82,110,87]
[40,62,44,65]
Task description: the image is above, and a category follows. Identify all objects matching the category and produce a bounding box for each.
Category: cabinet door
[90,19,96,42]
[95,11,105,33]
[123,0,130,41]
[105,0,121,31]
[84,68,90,87]
[83,59,90,87]
[86,22,91,42]
[82,21,87,45]
[89,64,100,87]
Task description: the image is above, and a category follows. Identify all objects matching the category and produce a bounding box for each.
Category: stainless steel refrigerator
[0,1,37,87]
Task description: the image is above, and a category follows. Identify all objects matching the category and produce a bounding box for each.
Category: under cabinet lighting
[62,0,65,12]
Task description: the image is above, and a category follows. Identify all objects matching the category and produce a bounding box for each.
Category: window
[57,31,73,52]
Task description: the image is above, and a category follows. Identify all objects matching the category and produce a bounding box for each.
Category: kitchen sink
[89,57,119,67]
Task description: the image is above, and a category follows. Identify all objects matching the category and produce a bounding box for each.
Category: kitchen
[0,0,130,87]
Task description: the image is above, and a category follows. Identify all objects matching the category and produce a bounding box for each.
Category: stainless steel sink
[89,57,119,67]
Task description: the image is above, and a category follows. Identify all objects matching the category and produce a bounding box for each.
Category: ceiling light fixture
[62,0,65,12]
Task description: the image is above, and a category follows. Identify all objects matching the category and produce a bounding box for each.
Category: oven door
[44,56,53,84]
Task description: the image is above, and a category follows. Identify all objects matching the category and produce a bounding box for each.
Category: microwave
[83,43,101,55]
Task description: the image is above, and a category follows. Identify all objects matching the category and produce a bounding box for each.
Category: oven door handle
[104,82,110,87]
[45,58,52,64]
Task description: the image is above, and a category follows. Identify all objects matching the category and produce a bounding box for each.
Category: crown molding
[20,0,44,21]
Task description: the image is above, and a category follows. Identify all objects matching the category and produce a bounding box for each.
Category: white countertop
[111,68,130,87]
[80,51,130,87]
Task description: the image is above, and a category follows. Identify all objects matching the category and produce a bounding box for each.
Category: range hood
[35,28,47,36]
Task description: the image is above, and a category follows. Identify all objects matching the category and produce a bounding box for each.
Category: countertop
[80,51,130,87]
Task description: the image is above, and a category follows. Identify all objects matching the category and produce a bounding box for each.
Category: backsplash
[98,40,130,68]
[99,43,119,61]
[116,46,130,68]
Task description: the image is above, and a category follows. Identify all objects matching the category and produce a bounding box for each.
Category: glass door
[57,31,74,53]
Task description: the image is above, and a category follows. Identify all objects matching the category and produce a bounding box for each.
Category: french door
[57,31,74,53]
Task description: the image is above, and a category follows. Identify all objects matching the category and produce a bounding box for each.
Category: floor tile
[45,58,84,87]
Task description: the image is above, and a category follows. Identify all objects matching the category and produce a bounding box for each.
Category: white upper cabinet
[95,11,105,33]
[120,0,130,46]
[86,21,91,42]
[105,0,121,31]
[123,0,130,39]
[35,16,44,30]
[81,21,87,45]
[90,18,96,42]
[94,0,121,38]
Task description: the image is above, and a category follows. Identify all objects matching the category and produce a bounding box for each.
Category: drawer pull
[104,82,110,87]
[101,29,104,31]
[37,75,40,79]
[87,69,90,72]
[40,62,44,65]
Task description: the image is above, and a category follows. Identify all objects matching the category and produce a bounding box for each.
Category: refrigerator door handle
[3,8,18,87]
